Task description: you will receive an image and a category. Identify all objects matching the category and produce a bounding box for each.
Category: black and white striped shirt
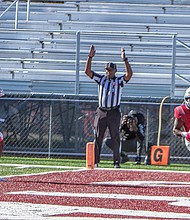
[92,72,126,109]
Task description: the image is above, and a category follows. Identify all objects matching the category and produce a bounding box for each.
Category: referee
[84,45,133,168]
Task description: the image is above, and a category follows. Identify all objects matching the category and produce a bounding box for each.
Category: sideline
[0,163,84,169]
[1,163,190,174]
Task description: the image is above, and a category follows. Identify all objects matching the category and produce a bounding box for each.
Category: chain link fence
[0,93,189,164]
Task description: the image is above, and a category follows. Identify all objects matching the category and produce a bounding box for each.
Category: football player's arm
[173,118,184,137]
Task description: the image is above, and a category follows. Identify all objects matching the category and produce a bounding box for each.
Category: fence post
[14,0,19,29]
[26,0,31,21]
[75,31,80,95]
[145,108,149,148]
[171,34,177,98]
[48,102,53,158]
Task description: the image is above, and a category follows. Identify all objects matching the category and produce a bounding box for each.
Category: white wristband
[181,132,187,137]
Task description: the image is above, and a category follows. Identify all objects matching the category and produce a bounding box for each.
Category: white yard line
[1,163,190,173]
[0,202,190,219]
[6,190,190,202]
[0,164,85,178]
[0,163,84,169]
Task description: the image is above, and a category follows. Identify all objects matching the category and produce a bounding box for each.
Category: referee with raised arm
[84,45,133,168]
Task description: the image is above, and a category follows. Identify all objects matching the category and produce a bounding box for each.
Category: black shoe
[114,163,121,168]
[95,163,98,168]
[135,156,141,165]
[134,161,141,165]
[121,155,129,164]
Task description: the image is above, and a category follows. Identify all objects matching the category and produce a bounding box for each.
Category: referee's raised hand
[121,48,127,61]
[89,45,96,58]
[121,47,133,81]
[84,45,96,78]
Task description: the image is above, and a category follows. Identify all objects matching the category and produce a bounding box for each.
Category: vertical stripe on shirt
[99,76,105,107]
[105,80,111,108]
[111,78,116,108]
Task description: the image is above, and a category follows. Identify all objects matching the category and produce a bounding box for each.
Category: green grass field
[1,156,190,177]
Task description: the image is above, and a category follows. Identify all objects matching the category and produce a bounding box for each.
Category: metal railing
[172,35,190,96]
[0,0,31,29]
[0,1,190,98]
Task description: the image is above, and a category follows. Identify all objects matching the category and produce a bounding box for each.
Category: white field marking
[0,167,85,179]
[1,163,190,174]
[1,202,190,219]
[97,167,190,174]
[34,218,148,220]
[1,164,190,180]
[6,218,146,220]
[169,201,190,207]
[93,180,190,188]
[0,163,84,169]
[6,191,190,203]
[0,163,190,175]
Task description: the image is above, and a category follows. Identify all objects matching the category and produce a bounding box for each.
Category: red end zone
[0,168,190,220]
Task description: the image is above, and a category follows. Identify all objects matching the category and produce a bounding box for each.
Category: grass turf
[1,156,190,176]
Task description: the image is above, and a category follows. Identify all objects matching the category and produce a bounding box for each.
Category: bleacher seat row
[0,0,190,97]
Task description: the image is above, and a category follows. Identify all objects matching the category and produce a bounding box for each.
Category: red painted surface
[0,169,190,219]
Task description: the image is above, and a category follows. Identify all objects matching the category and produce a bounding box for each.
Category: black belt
[99,106,120,111]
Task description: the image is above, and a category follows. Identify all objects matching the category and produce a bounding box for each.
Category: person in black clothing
[105,110,146,165]
[120,110,146,164]
[84,45,133,168]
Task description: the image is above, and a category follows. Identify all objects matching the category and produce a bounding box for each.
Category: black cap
[105,62,117,71]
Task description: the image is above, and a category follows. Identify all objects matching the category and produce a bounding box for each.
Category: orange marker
[151,145,170,166]
[86,142,95,169]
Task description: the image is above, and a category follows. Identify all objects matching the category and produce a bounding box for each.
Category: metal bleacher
[0,0,190,97]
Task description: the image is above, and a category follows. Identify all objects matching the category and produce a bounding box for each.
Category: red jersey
[174,104,190,132]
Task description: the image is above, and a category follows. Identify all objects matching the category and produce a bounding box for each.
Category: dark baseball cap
[105,62,117,71]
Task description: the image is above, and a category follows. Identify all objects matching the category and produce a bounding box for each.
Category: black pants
[94,107,121,164]
[105,137,144,162]
[121,138,144,161]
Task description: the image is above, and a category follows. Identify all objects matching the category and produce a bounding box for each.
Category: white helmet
[184,87,190,109]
